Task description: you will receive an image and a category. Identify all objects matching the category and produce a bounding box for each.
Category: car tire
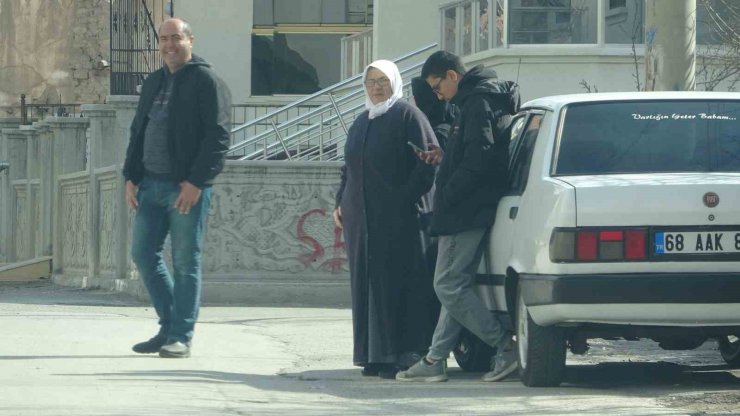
[453,328,496,372]
[516,287,566,387]
[718,335,740,367]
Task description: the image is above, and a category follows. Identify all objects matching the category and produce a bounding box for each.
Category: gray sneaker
[396,358,448,382]
[159,341,191,358]
[482,339,518,382]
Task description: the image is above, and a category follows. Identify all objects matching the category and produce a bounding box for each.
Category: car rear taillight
[550,228,647,262]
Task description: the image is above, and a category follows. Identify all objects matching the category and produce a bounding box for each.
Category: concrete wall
[174,0,253,103]
[0,93,350,306]
[0,0,109,108]
[373,0,440,61]
[465,47,647,101]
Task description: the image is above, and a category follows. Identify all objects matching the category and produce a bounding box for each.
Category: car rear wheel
[516,287,566,387]
[453,328,496,372]
[718,335,740,367]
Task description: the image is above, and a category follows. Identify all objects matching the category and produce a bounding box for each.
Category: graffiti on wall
[297,208,346,273]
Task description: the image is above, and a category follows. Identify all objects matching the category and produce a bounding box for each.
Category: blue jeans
[131,177,212,343]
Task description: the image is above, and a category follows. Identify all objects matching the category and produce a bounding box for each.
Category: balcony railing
[341,29,373,79]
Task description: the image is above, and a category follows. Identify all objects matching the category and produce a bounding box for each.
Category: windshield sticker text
[632,113,737,121]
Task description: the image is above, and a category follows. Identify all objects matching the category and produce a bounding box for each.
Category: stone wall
[0,0,110,108]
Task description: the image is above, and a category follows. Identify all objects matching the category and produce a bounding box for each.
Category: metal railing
[227,43,438,161]
[110,0,173,95]
[0,95,82,125]
[341,29,373,79]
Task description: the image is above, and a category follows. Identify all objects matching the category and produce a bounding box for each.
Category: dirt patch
[658,391,740,415]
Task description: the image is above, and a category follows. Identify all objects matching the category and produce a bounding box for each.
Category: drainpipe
[0,162,9,173]
[644,0,697,91]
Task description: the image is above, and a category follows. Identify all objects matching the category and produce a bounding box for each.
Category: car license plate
[654,231,740,255]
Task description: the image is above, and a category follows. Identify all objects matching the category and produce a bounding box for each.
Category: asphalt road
[1,281,739,416]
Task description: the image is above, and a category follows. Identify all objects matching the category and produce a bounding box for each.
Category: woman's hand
[333,207,343,229]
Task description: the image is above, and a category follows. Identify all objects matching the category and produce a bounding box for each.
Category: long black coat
[336,101,436,365]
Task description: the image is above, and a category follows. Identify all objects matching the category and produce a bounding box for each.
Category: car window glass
[555,100,740,175]
[509,114,544,195]
[508,114,528,162]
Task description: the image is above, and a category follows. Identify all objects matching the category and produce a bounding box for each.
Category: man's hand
[125,180,139,210]
[416,143,444,166]
[175,181,202,215]
[332,207,343,229]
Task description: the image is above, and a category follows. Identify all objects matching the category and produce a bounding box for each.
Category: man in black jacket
[123,18,232,358]
[397,51,520,382]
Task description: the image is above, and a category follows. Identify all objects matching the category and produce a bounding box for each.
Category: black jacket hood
[451,65,520,115]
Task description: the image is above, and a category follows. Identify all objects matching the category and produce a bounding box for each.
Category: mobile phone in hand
[407,141,424,153]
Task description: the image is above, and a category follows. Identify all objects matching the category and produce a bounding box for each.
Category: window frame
[507,110,546,196]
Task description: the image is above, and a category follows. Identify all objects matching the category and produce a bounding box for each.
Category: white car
[454,92,740,387]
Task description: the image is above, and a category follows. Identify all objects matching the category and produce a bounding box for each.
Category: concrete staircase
[0,257,52,282]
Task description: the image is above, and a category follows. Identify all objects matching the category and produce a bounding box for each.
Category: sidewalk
[1,281,739,416]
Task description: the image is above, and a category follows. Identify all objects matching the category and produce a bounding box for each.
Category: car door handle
[509,206,518,219]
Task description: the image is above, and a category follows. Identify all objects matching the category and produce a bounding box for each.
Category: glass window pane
[254,0,274,25]
[605,0,644,44]
[463,3,473,55]
[348,0,371,24]
[252,33,344,95]
[494,0,504,47]
[478,0,491,52]
[556,101,740,175]
[443,7,457,52]
[322,0,347,24]
[509,0,598,44]
[274,0,321,24]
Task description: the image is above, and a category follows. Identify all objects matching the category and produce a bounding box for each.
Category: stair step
[0,257,52,282]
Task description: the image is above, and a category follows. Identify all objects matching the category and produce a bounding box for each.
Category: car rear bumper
[520,272,740,326]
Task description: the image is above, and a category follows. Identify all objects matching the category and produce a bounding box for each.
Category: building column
[645,0,697,91]
[107,95,140,281]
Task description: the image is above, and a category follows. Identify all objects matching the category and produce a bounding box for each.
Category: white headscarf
[363,59,404,120]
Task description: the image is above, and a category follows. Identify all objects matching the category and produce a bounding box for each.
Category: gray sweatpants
[427,227,509,361]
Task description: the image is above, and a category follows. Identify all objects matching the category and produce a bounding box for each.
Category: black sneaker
[132,334,167,354]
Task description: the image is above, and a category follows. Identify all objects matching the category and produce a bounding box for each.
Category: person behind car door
[396,50,520,382]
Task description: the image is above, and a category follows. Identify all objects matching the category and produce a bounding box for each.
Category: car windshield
[554,100,740,175]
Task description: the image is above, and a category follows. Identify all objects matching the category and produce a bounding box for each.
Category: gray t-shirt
[143,73,174,175]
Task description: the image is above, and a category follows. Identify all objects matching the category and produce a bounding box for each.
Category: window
[509,114,544,195]
[554,101,740,175]
[605,0,643,43]
[252,0,372,95]
[443,7,457,52]
[508,0,598,44]
[254,0,372,25]
[252,34,345,95]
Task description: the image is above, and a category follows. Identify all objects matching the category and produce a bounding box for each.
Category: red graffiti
[296,208,346,272]
[297,209,326,264]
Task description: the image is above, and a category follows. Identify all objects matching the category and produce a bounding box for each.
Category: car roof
[521,91,740,112]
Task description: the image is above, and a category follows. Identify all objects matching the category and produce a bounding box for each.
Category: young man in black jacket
[123,18,232,358]
[397,51,520,382]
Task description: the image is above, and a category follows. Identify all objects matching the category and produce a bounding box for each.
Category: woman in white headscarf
[333,60,438,378]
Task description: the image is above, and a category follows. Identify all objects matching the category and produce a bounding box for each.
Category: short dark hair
[421,51,466,79]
